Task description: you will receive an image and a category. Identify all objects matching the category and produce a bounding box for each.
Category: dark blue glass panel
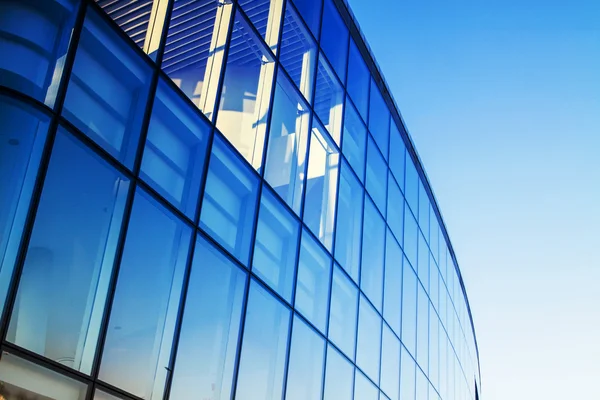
[383,230,402,336]
[291,0,322,38]
[360,197,385,312]
[389,122,405,191]
[346,39,369,121]
[405,156,419,214]
[366,137,388,216]
[320,0,348,82]
[387,173,404,244]
[368,79,390,160]
[314,56,344,144]
[341,100,367,183]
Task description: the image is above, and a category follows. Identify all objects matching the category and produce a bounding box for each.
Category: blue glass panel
[341,100,367,183]
[285,316,326,400]
[387,173,404,244]
[416,367,428,400]
[368,79,389,159]
[100,189,191,398]
[356,295,381,383]
[366,137,388,216]
[418,181,430,241]
[360,198,385,312]
[0,97,49,312]
[0,0,77,106]
[383,230,402,335]
[429,307,440,389]
[404,157,419,215]
[347,39,369,121]
[200,136,260,265]
[380,325,400,400]
[404,205,418,269]
[328,264,358,360]
[170,236,246,400]
[416,284,429,373]
[314,56,344,144]
[140,78,211,219]
[238,0,282,51]
[252,187,300,303]
[354,369,378,400]
[7,129,128,375]
[236,280,291,400]
[323,345,353,400]
[402,260,417,356]
[389,122,405,191]
[291,0,322,38]
[63,7,152,168]
[400,346,416,400]
[418,233,430,291]
[320,0,348,82]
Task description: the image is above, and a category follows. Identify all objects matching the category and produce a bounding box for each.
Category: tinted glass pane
[238,0,283,52]
[236,281,291,400]
[320,0,348,82]
[360,198,385,312]
[368,79,389,159]
[280,5,317,100]
[291,0,322,37]
[304,120,339,250]
[402,261,418,356]
[356,295,381,383]
[328,264,358,360]
[252,188,300,303]
[100,190,192,398]
[429,308,439,389]
[416,284,429,373]
[400,347,416,400]
[323,345,353,400]
[341,100,367,182]
[314,56,343,144]
[295,230,331,333]
[389,122,405,190]
[170,236,246,400]
[404,205,418,269]
[200,136,260,265]
[416,368,428,400]
[387,174,404,244]
[94,391,121,400]
[380,325,400,400]
[346,39,369,121]
[383,231,402,336]
[418,182,430,241]
[216,14,275,168]
[354,369,378,400]
[0,352,87,400]
[7,129,129,374]
[63,8,152,168]
[418,233,429,291]
[0,0,77,106]
[140,78,211,219]
[334,161,363,282]
[285,316,326,400]
[264,72,310,214]
[0,97,49,311]
[404,157,419,214]
[366,137,388,216]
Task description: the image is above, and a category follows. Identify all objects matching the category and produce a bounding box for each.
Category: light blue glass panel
[360,198,385,312]
[328,264,358,360]
[323,345,353,400]
[380,325,400,400]
[383,231,402,336]
[387,172,404,244]
[416,368,429,400]
[169,236,246,400]
[404,157,419,215]
[7,129,128,375]
[429,255,439,312]
[264,72,310,215]
[140,78,211,219]
[429,308,440,390]
[0,97,49,312]
[63,8,152,168]
[366,137,388,216]
[236,280,291,400]
[356,295,381,384]
[368,79,389,160]
[418,233,429,291]
[418,182,430,241]
[416,284,429,374]
[285,316,326,400]
[100,189,191,398]
[295,230,331,333]
[314,56,344,144]
[346,39,369,121]
[291,0,322,37]
[252,187,300,303]
[200,136,260,265]
[389,122,405,192]
[334,161,363,283]
[0,0,78,106]
[320,0,348,82]
[354,369,378,400]
[402,260,417,356]
[400,347,416,400]
[341,100,367,182]
[404,204,418,269]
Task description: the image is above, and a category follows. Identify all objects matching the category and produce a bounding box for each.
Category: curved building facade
[0,0,481,399]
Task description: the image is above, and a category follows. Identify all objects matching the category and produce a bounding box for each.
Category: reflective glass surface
[328,264,358,360]
[383,231,402,335]
[387,173,404,244]
[419,181,431,241]
[366,137,388,216]
[380,325,400,400]
[313,56,344,144]
[354,369,378,400]
[360,197,385,311]
[400,346,416,400]
[238,0,283,52]
[416,283,429,373]
[402,260,418,356]
[389,122,405,190]
[356,295,381,383]
[319,0,348,82]
[291,0,322,38]
[368,79,389,159]
[342,100,367,182]
[323,345,353,400]
[347,39,369,121]
[405,157,419,214]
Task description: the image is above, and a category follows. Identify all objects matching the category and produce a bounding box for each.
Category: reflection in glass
[418,233,430,291]
[429,306,440,389]
[0,97,49,312]
[140,78,211,219]
[0,352,87,400]
[356,295,381,384]
[63,8,152,168]
[368,79,389,159]
[360,198,385,311]
[323,345,353,400]
[216,13,275,169]
[238,0,283,52]
[236,281,291,400]
[295,230,331,333]
[291,0,322,37]
[383,231,402,336]
[404,205,418,269]
[7,129,129,374]
[402,260,418,356]
[94,390,121,400]
[387,173,404,244]
[170,236,246,400]
[354,369,378,400]
[389,122,405,190]
[404,156,419,214]
[341,101,367,182]
[419,181,431,241]
[0,0,77,106]
[313,56,344,144]
[346,39,369,121]
[416,284,429,374]
[366,137,388,216]
[380,325,400,400]
[320,0,348,82]
[400,346,416,400]
[328,264,358,360]
[285,316,326,400]
[200,136,259,265]
[252,188,300,303]
[99,190,191,398]
[264,73,310,214]
[304,120,339,251]
[416,367,428,400]
[334,161,363,282]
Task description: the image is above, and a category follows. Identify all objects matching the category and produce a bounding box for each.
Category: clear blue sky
[347,0,600,398]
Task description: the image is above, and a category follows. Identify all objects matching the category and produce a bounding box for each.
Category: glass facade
[0,0,481,399]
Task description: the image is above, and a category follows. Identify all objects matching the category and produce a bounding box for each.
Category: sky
[346,0,600,399]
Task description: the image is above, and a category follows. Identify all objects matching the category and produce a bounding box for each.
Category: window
[402,260,418,356]
[264,72,310,215]
[291,0,322,38]
[387,173,404,244]
[238,0,283,52]
[295,230,331,333]
[354,369,378,400]
[334,161,363,283]
[341,100,367,182]
[418,181,430,241]
[0,97,49,312]
[389,122,405,191]
[303,119,339,251]
[404,205,418,269]
[140,78,211,219]
[360,198,385,312]
[313,56,343,144]
[0,0,77,106]
[429,308,440,389]
[99,189,191,398]
[94,391,122,400]
[400,346,416,400]
[7,129,129,374]
[356,295,382,384]
[323,345,353,400]
[405,157,419,215]
[236,280,291,400]
[416,284,429,373]
[319,0,348,82]
[380,325,400,400]
[62,7,152,169]
[216,13,275,169]
[383,231,402,336]
[328,264,358,360]
[418,233,430,291]
[368,79,389,159]
[366,137,388,216]
[252,187,300,303]
[200,136,260,265]
[285,316,326,400]
[346,39,369,121]
[170,236,246,400]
